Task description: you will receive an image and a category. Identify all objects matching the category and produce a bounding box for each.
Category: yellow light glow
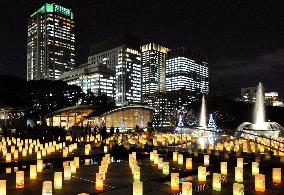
[16,171,24,188]
[163,162,169,175]
[133,181,143,195]
[42,181,52,195]
[255,174,265,192]
[5,153,11,163]
[178,154,183,165]
[212,173,221,191]
[64,166,71,180]
[173,152,178,162]
[272,168,281,184]
[221,162,227,175]
[54,172,62,189]
[171,173,179,191]
[74,157,80,168]
[204,155,209,166]
[237,158,243,168]
[233,183,244,195]
[186,158,192,170]
[235,167,243,182]
[252,162,259,175]
[96,173,104,190]
[30,165,37,179]
[182,182,192,195]
[37,160,43,173]
[198,166,207,182]
[0,180,6,195]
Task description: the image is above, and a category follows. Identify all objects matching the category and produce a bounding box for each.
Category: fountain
[237,82,284,138]
[199,95,207,129]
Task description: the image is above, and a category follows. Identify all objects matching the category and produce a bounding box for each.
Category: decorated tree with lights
[207,113,217,131]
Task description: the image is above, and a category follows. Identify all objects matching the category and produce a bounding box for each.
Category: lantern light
[54,172,62,190]
[171,173,179,191]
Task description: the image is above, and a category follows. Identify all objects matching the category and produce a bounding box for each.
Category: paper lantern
[237,158,243,168]
[178,154,183,165]
[204,155,209,166]
[78,193,89,195]
[158,158,163,169]
[104,146,108,153]
[252,162,259,175]
[54,172,62,189]
[14,150,18,160]
[235,167,243,182]
[29,147,33,155]
[85,159,90,165]
[30,165,37,179]
[133,181,143,195]
[173,152,178,162]
[186,158,192,170]
[133,166,140,182]
[99,166,106,180]
[153,153,159,165]
[74,157,80,169]
[11,146,15,153]
[182,182,192,195]
[163,162,169,175]
[70,161,76,174]
[14,167,18,172]
[37,160,43,173]
[16,171,24,188]
[255,174,265,192]
[198,166,207,182]
[171,173,179,191]
[37,151,41,159]
[0,180,6,195]
[272,168,281,184]
[64,166,71,180]
[42,181,52,195]
[213,173,221,191]
[42,149,46,157]
[233,183,244,195]
[63,148,68,157]
[96,173,104,190]
[5,153,11,163]
[150,152,154,161]
[6,168,11,174]
[221,162,227,175]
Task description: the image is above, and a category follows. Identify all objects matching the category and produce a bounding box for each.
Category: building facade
[141,43,169,97]
[88,34,141,106]
[60,63,115,98]
[165,48,209,94]
[27,3,75,80]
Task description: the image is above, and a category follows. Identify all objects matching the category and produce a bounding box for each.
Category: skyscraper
[141,43,169,97]
[166,47,209,94]
[27,3,75,81]
[88,34,141,106]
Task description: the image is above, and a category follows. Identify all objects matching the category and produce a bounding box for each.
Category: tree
[207,113,217,131]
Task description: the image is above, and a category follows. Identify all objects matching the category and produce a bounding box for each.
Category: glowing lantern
[11,146,15,153]
[78,193,89,195]
[212,173,221,191]
[14,150,18,160]
[133,166,140,182]
[29,147,33,155]
[0,180,6,195]
[198,166,207,182]
[54,172,62,189]
[163,162,169,175]
[96,173,104,190]
[158,158,163,169]
[37,151,41,159]
[233,183,244,195]
[16,171,24,188]
[173,152,178,162]
[85,159,90,165]
[133,181,143,195]
[6,168,11,174]
[171,173,179,191]
[221,162,227,175]
[182,182,192,195]
[70,161,76,174]
[272,168,281,184]
[178,154,183,165]
[186,158,192,170]
[74,157,80,168]
[104,146,108,153]
[204,155,209,166]
[42,149,46,157]
[150,152,154,161]
[235,167,243,182]
[237,158,243,168]
[63,148,68,157]
[64,166,71,180]
[154,153,159,165]
[42,181,52,195]
[252,162,259,175]
[255,174,265,192]
[37,160,43,173]
[5,153,11,163]
[30,165,37,179]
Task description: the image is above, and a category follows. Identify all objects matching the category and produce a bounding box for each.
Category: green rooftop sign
[31,3,73,19]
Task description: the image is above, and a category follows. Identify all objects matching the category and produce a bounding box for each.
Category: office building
[27,3,75,80]
[165,48,209,94]
[88,34,141,106]
[60,63,115,98]
[141,43,169,97]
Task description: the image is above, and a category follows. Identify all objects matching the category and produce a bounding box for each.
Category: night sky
[0,0,283,98]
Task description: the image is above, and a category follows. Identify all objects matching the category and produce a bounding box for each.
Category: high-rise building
[88,34,141,106]
[27,3,75,80]
[141,43,169,97]
[166,48,209,94]
[60,63,115,98]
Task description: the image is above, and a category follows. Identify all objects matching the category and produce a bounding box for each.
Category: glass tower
[141,43,169,97]
[27,3,75,80]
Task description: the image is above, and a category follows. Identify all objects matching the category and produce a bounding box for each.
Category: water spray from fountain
[254,82,265,130]
[199,95,207,129]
